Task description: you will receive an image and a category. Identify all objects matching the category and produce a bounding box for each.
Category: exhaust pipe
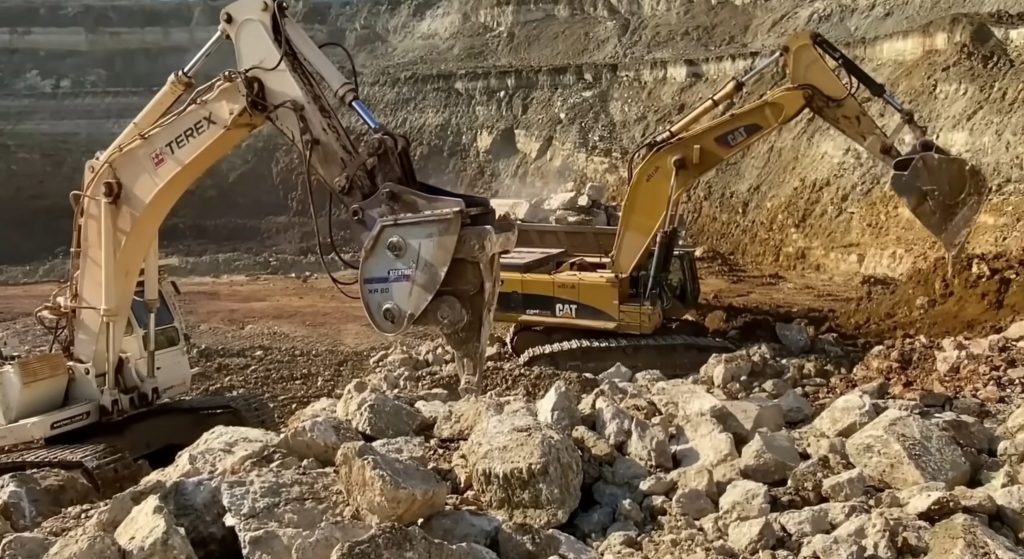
[889,139,989,255]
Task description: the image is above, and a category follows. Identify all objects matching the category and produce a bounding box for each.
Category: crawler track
[518,333,735,375]
[0,392,276,497]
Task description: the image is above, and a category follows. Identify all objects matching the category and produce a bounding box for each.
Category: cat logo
[555,303,578,318]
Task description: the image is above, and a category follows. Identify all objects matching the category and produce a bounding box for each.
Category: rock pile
[3,324,1024,558]
[494,182,619,227]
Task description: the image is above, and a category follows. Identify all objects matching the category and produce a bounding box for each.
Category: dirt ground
[4,250,1020,419]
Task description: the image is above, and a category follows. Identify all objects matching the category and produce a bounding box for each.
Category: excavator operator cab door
[120,284,193,400]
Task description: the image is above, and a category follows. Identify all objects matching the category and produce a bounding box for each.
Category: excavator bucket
[889,139,989,254]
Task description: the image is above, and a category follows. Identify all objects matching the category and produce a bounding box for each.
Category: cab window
[130,290,181,351]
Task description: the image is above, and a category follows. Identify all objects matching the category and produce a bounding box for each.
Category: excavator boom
[614,31,987,275]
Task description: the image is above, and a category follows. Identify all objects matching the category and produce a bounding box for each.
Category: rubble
[0,322,1023,559]
[0,469,98,532]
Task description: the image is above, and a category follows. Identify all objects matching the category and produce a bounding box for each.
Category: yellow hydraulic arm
[611,31,987,278]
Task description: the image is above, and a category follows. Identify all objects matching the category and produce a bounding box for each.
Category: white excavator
[0,0,516,494]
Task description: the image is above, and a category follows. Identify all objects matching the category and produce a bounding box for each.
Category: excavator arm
[38,0,515,414]
[611,31,988,278]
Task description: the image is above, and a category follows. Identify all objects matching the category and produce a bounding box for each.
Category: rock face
[0,469,98,531]
[847,409,971,489]
[335,442,447,525]
[114,495,198,559]
[460,415,582,528]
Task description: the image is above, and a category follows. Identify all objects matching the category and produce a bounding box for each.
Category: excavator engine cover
[890,139,988,254]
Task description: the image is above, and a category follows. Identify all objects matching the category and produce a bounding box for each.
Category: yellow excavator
[0,0,513,494]
[496,31,988,371]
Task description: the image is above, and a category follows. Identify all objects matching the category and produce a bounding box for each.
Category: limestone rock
[433,398,504,441]
[341,391,429,439]
[571,505,615,540]
[778,507,830,538]
[995,485,1024,538]
[280,415,361,465]
[821,469,867,502]
[801,534,868,559]
[847,409,970,489]
[952,486,997,515]
[497,523,561,559]
[932,412,996,453]
[626,418,672,470]
[723,398,785,433]
[336,525,495,559]
[903,491,962,522]
[739,431,801,484]
[44,531,123,559]
[461,414,581,527]
[701,352,752,388]
[925,514,1024,558]
[599,363,634,383]
[672,467,718,502]
[0,533,53,559]
[673,413,741,469]
[286,398,341,429]
[671,488,716,520]
[775,322,812,354]
[220,468,348,558]
[999,405,1024,439]
[787,455,849,507]
[160,476,237,558]
[422,510,501,548]
[810,392,876,438]
[549,529,597,559]
[114,495,197,559]
[1003,321,1024,341]
[718,480,770,524]
[335,442,446,525]
[777,390,814,425]
[537,381,581,434]
[371,436,431,466]
[639,473,674,496]
[728,517,777,555]
[145,426,283,482]
[650,382,749,444]
[594,400,633,447]
[0,468,98,532]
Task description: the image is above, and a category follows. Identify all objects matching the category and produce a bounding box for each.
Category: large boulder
[0,469,98,531]
[220,467,362,558]
[335,442,447,525]
[280,415,362,465]
[114,495,198,559]
[847,410,970,489]
[460,414,582,528]
[339,391,429,440]
[925,514,1024,558]
[145,426,283,483]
